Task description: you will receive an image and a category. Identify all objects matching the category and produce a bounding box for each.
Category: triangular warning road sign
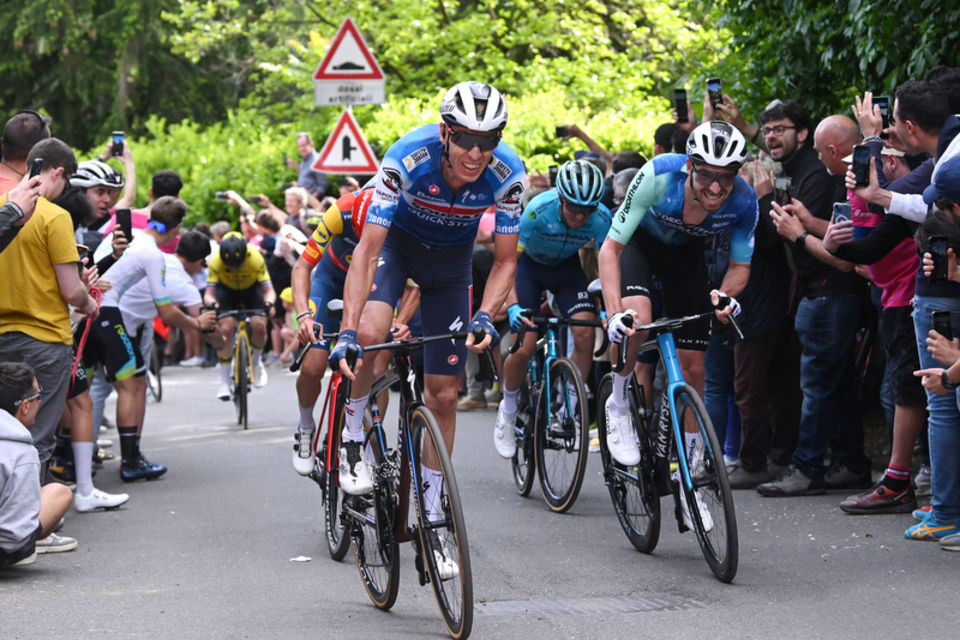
[313,18,384,81]
[312,110,380,175]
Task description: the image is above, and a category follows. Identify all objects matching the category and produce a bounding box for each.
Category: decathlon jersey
[367,124,526,246]
[100,234,171,309]
[302,191,359,274]
[609,153,758,263]
[517,189,611,266]
[207,246,271,291]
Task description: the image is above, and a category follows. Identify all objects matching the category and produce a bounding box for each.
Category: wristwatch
[794,232,809,248]
[941,370,959,390]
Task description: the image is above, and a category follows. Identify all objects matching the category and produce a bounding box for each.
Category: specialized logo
[488,157,512,182]
[402,147,430,171]
[449,315,463,332]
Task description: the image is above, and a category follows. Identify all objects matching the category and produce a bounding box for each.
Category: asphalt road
[1,362,956,639]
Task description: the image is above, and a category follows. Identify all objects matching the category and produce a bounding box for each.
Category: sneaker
[119,455,167,482]
[178,355,204,367]
[493,400,517,459]
[724,455,739,475]
[905,519,960,541]
[457,396,487,412]
[839,481,916,515]
[49,459,76,483]
[292,429,315,476]
[95,447,117,462]
[35,533,78,554]
[914,466,932,497]
[9,551,37,567]
[939,531,960,551]
[254,361,268,388]
[756,465,824,497]
[98,438,113,448]
[726,465,773,490]
[216,382,231,401]
[427,529,459,580]
[679,487,714,532]
[604,396,640,466]
[484,386,502,405]
[74,488,130,512]
[913,505,933,521]
[822,463,872,491]
[338,441,373,495]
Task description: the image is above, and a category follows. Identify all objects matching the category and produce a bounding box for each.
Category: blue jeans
[704,331,739,457]
[792,295,870,479]
[913,295,960,524]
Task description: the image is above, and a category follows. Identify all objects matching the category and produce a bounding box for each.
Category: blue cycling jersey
[517,189,611,266]
[367,124,526,246]
[609,153,758,263]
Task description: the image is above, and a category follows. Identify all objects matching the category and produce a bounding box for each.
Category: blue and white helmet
[440,81,508,132]
[557,160,604,207]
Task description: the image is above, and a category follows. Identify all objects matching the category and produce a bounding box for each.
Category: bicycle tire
[672,383,738,583]
[597,374,661,553]
[235,333,249,429]
[510,368,536,496]
[534,358,589,513]
[147,347,163,402]
[349,428,400,610]
[323,383,351,561]
[410,406,473,639]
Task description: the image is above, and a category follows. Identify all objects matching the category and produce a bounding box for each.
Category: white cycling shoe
[604,396,640,466]
[679,487,714,532]
[292,429,315,476]
[74,488,130,512]
[493,400,517,459]
[216,382,231,401]
[339,441,374,495]
[428,529,460,580]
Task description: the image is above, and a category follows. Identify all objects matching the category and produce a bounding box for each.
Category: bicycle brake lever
[612,313,633,374]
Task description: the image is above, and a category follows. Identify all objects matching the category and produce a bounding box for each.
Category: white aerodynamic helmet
[440,81,508,133]
[685,121,748,169]
[70,159,124,189]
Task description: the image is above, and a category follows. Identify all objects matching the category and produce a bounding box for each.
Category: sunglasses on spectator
[691,164,737,189]
[14,384,42,407]
[761,124,796,137]
[447,127,501,152]
[562,200,595,217]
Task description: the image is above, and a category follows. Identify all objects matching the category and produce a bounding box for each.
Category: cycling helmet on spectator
[70,160,124,190]
[351,188,374,238]
[219,231,247,268]
[556,160,605,207]
[686,121,747,169]
[440,81,508,133]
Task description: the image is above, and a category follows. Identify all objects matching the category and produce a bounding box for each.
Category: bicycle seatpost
[612,313,634,373]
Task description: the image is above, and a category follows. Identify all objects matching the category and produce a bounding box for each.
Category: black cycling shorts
[215,283,266,313]
[515,253,594,320]
[77,306,145,382]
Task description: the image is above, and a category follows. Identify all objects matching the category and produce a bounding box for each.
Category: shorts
[619,232,712,351]
[67,356,88,399]
[215,283,266,312]
[368,227,472,376]
[515,253,594,321]
[0,522,42,569]
[308,261,347,351]
[76,306,144,382]
[882,305,925,406]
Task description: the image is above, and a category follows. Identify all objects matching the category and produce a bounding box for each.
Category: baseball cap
[923,154,960,204]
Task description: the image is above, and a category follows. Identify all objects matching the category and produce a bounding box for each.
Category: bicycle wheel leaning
[410,406,473,640]
[534,358,589,513]
[323,385,351,561]
[510,369,536,496]
[672,383,738,583]
[147,346,163,402]
[596,374,661,553]
[234,333,250,429]
[349,425,400,610]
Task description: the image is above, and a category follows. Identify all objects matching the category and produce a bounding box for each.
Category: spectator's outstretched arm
[713,94,767,152]
[115,141,137,208]
[561,124,613,174]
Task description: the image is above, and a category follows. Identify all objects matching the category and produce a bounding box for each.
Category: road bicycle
[507,312,604,513]
[596,307,740,583]
[218,308,265,430]
[336,330,480,639]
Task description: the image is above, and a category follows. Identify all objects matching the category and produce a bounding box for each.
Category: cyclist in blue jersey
[493,160,611,458]
[598,121,757,467]
[331,82,526,508]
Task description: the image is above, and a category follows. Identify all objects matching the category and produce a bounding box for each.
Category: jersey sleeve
[302,199,348,266]
[608,161,659,245]
[492,155,525,235]
[516,205,538,254]
[144,249,172,306]
[729,184,759,264]
[206,256,223,287]
[367,148,409,230]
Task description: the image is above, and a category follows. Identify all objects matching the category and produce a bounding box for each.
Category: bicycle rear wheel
[534,358,589,513]
[234,333,249,429]
[597,374,660,552]
[323,382,351,561]
[672,383,738,583]
[348,430,400,609]
[510,369,536,496]
[410,406,473,639]
[147,346,163,402]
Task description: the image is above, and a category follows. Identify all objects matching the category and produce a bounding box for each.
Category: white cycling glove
[710,289,742,317]
[607,311,633,345]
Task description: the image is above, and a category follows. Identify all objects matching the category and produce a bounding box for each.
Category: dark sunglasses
[447,127,501,152]
[563,200,595,217]
[691,164,737,189]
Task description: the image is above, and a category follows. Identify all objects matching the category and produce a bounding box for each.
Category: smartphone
[548,165,558,187]
[874,95,890,137]
[76,244,89,277]
[774,176,793,206]
[555,125,569,138]
[933,310,953,341]
[29,157,43,178]
[674,89,688,122]
[832,202,852,224]
[852,144,872,187]
[931,235,950,282]
[112,131,124,156]
[215,191,229,202]
[115,208,133,243]
[707,78,723,109]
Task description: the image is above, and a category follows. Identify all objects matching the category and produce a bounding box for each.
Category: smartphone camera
[931,235,950,283]
[707,78,723,109]
[852,144,872,188]
[555,125,569,139]
[76,244,89,277]
[673,89,688,123]
[933,310,954,341]
[29,157,43,178]
[832,202,852,224]
[548,165,558,187]
[112,131,125,157]
[874,95,891,138]
[215,191,229,202]
[774,176,793,207]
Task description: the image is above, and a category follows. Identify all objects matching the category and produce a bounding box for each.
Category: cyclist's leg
[213,285,238,398]
[550,255,597,400]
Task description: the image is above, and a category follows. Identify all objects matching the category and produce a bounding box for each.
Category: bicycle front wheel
[234,333,249,429]
[510,369,536,496]
[596,374,660,553]
[410,406,473,639]
[672,383,738,583]
[534,358,589,513]
[323,385,351,561]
